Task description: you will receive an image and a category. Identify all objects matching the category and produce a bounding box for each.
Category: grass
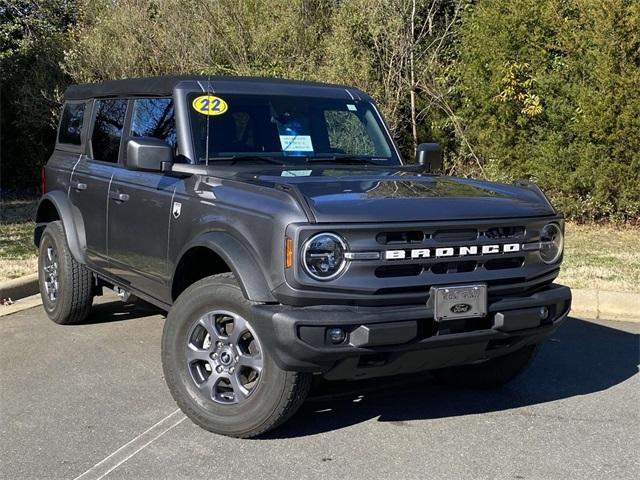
[0,198,638,292]
[0,199,38,282]
[557,223,640,293]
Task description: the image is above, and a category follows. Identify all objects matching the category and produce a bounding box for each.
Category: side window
[130,98,176,148]
[324,110,376,156]
[91,99,128,163]
[58,103,85,145]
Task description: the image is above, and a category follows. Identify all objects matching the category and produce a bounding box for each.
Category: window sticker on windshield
[192,95,228,116]
[281,170,312,177]
[279,135,314,153]
[347,104,357,111]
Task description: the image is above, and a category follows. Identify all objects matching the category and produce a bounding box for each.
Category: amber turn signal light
[285,237,293,268]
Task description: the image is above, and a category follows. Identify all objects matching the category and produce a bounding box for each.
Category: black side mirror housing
[415,143,443,173]
[126,137,173,172]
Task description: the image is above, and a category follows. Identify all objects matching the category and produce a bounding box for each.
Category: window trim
[87,97,131,166]
[55,100,90,154]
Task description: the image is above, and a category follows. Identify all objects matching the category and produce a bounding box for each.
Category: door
[106,97,179,298]
[69,98,128,271]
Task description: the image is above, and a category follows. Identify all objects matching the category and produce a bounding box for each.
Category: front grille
[289,216,561,304]
[370,224,528,278]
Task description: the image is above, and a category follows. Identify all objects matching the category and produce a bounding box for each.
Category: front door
[106,97,179,301]
[69,98,128,271]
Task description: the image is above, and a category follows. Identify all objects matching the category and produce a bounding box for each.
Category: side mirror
[415,143,442,173]
[126,137,173,172]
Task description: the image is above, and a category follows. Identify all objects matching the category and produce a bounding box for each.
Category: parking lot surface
[1,294,638,480]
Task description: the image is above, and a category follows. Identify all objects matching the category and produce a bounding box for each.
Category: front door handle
[109,191,130,202]
[73,182,87,191]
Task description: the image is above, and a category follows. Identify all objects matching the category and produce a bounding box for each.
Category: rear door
[106,97,179,300]
[69,98,128,271]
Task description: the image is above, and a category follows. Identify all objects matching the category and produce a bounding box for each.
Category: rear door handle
[73,182,87,191]
[109,191,129,202]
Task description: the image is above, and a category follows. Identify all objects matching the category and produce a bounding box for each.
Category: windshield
[187,93,400,165]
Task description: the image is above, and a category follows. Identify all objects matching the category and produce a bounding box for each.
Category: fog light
[539,306,549,320]
[327,327,346,344]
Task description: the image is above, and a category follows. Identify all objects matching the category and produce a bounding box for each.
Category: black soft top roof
[64,75,366,101]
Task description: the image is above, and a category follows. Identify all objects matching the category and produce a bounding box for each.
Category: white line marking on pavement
[72,409,186,480]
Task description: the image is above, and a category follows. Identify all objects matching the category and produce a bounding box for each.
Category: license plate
[431,284,487,321]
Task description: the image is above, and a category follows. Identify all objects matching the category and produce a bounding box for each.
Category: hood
[227,167,555,222]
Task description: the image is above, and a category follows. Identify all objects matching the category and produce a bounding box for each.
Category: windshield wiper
[205,155,285,165]
[305,155,381,165]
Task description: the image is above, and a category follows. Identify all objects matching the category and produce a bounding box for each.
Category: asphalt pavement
[1,294,638,480]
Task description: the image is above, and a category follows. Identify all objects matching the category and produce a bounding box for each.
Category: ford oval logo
[450,303,472,314]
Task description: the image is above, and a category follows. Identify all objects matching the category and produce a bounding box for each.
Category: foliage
[0,0,79,194]
[455,0,640,221]
[1,0,638,221]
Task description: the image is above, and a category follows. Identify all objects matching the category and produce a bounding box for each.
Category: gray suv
[35,76,571,437]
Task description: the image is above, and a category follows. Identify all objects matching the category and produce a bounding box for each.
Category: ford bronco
[35,76,571,437]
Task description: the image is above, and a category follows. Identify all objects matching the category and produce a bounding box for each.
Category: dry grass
[0,199,38,282]
[0,199,638,292]
[558,223,640,293]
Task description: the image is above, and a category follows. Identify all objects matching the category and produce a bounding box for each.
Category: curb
[0,274,39,303]
[0,294,42,317]
[570,289,640,322]
[0,274,638,322]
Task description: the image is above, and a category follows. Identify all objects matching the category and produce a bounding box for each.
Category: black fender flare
[35,191,87,264]
[173,232,277,303]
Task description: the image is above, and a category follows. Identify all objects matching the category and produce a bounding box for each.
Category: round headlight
[539,223,564,264]
[302,233,348,281]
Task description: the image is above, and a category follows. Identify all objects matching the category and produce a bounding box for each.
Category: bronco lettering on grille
[384,243,521,260]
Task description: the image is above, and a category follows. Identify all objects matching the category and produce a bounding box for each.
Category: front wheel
[161,273,311,438]
[431,344,540,389]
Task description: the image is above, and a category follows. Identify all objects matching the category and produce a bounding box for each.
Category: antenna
[204,15,212,167]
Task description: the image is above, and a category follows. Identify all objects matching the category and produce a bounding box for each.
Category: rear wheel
[38,221,93,325]
[162,273,311,438]
[431,344,539,389]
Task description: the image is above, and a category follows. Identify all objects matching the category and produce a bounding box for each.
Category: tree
[323,0,463,160]
[455,0,640,220]
[1,0,79,194]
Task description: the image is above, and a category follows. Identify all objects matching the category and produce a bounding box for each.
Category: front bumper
[251,284,571,380]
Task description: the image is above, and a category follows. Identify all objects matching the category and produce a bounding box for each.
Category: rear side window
[58,103,85,145]
[91,99,128,163]
[130,98,177,148]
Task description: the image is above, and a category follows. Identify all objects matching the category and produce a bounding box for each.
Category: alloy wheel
[43,244,59,303]
[186,310,263,404]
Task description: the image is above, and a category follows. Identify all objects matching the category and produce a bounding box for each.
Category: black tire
[38,221,93,325]
[431,344,540,389]
[162,273,312,438]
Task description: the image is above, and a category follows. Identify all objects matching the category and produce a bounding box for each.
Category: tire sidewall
[162,278,290,434]
[38,222,72,323]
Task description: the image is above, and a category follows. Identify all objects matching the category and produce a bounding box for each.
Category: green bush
[455,0,640,221]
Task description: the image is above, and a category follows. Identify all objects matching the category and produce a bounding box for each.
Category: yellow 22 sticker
[192,95,228,116]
